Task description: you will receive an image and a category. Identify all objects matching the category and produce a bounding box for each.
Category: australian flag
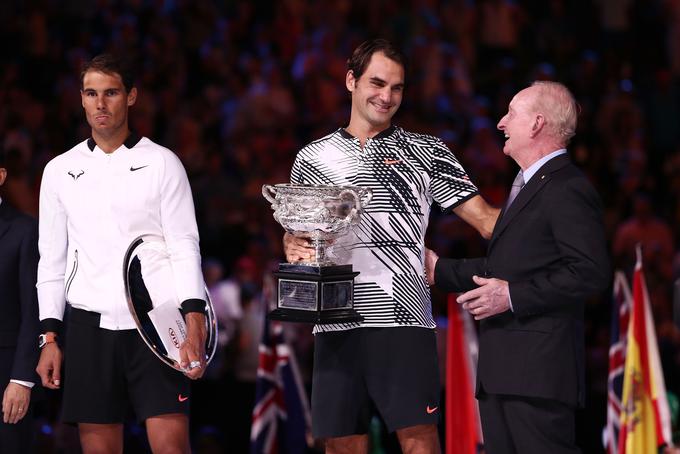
[250,317,312,454]
[603,271,632,453]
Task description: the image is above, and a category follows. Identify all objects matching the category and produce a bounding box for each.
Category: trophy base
[278,263,353,274]
[268,308,363,324]
[271,263,363,325]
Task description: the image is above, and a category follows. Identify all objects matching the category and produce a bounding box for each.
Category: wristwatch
[38,333,58,349]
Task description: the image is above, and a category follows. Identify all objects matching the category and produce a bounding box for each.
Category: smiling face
[346,51,404,134]
[81,70,137,141]
[496,87,539,161]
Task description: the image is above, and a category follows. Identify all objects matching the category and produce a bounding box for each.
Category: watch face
[38,334,53,348]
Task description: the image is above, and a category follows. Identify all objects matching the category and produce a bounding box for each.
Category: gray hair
[530,81,578,145]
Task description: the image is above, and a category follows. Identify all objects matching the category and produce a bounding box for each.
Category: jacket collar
[87,131,142,151]
[489,153,571,249]
[0,201,14,240]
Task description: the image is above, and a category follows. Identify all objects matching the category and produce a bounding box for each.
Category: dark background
[1,0,679,452]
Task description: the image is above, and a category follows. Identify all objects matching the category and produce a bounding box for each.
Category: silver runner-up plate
[123,235,218,371]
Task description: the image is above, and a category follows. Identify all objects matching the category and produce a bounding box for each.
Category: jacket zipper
[65,249,79,302]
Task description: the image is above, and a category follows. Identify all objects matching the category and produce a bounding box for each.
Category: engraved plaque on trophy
[262,184,373,324]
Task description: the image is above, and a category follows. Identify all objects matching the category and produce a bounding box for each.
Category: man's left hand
[424,248,439,286]
[457,275,511,320]
[2,382,30,424]
[179,312,207,380]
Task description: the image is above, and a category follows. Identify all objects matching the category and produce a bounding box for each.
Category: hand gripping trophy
[262,184,373,323]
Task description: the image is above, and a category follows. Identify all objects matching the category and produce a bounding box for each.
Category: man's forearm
[185,312,207,340]
[453,195,499,239]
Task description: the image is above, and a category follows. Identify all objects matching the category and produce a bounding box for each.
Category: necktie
[505,171,525,210]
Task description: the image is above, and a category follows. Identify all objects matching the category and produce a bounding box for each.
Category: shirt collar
[87,131,142,151]
[523,149,567,183]
[339,125,396,140]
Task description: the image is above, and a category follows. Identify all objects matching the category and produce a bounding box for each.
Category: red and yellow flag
[618,247,673,453]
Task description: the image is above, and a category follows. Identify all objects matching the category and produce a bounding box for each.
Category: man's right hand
[283,232,315,263]
[36,343,62,389]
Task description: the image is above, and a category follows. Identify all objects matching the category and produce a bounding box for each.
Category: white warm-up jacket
[37,135,205,331]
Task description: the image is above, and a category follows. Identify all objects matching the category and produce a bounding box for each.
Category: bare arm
[36,340,62,389]
[179,312,207,379]
[452,195,500,239]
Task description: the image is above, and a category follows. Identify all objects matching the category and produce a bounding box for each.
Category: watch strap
[39,332,58,349]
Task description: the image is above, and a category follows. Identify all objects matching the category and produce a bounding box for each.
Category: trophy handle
[359,188,373,207]
[262,184,278,204]
[338,189,361,222]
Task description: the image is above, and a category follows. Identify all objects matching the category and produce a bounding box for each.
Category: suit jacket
[0,201,40,384]
[435,154,610,407]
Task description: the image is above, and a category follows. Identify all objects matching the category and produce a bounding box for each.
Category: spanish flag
[618,247,673,453]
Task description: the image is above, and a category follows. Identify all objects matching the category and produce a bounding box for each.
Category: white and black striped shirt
[291,126,478,332]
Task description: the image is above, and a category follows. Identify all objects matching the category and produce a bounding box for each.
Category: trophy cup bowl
[262,184,373,324]
[123,235,218,371]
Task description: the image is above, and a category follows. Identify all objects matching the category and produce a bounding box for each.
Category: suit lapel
[489,154,571,250]
[0,203,12,241]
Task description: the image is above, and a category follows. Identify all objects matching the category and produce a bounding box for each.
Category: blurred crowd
[1,0,680,452]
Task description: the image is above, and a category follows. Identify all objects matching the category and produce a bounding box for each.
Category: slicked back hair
[80,53,135,93]
[347,39,406,81]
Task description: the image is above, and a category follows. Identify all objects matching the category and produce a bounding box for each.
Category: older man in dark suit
[0,149,40,453]
[426,82,610,454]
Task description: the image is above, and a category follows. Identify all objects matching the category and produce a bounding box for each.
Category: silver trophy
[262,183,373,323]
[123,235,218,371]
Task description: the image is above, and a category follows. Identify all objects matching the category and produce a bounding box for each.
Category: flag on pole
[604,271,632,453]
[446,294,483,454]
[250,316,312,454]
[618,246,673,453]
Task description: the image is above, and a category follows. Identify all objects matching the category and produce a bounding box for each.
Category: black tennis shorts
[61,307,191,424]
[311,326,441,438]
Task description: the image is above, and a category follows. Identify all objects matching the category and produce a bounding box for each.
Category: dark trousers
[0,406,34,454]
[478,390,580,454]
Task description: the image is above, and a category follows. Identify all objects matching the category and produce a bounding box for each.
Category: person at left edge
[0,147,40,454]
[35,53,207,454]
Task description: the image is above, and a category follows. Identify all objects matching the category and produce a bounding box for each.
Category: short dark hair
[80,53,135,93]
[347,39,405,80]
[0,147,5,168]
